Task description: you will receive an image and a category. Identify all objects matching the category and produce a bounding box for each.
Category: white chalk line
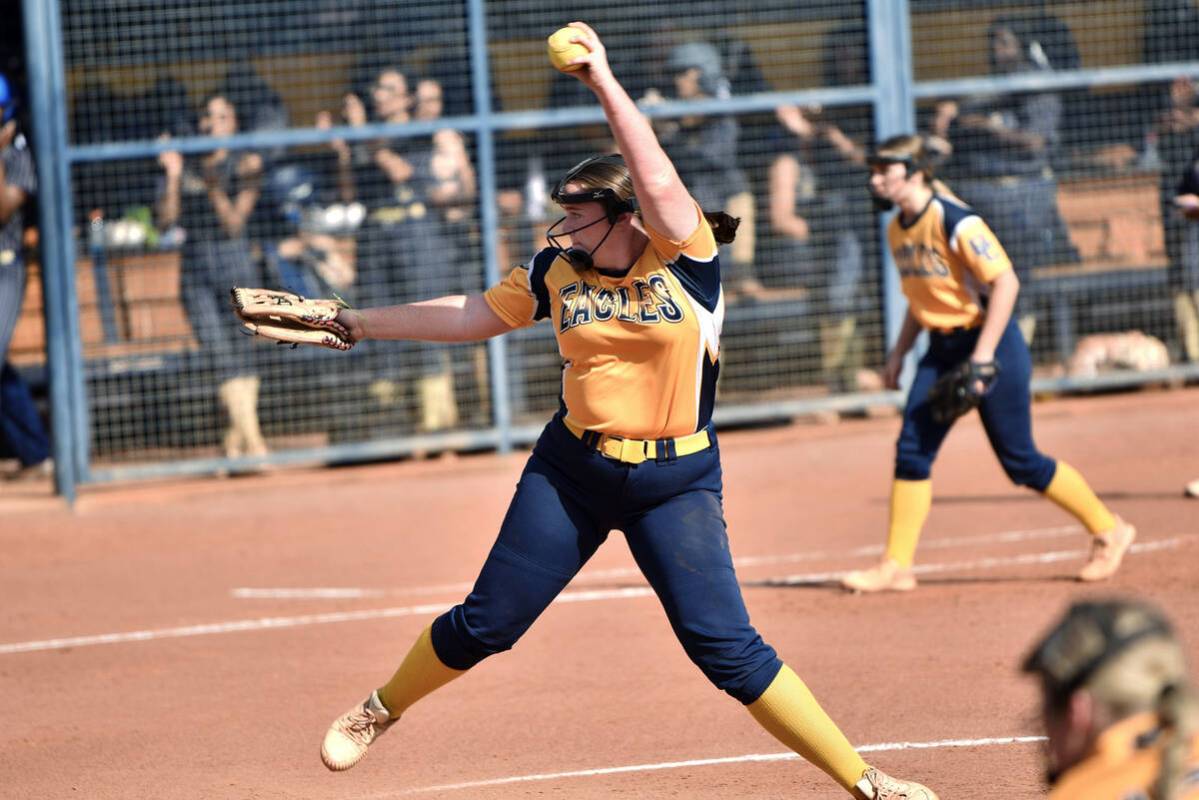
[393,735,1046,795]
[765,536,1188,586]
[0,587,655,656]
[3,534,1188,657]
[232,524,1085,600]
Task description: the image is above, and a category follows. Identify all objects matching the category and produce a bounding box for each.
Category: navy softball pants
[431,415,783,705]
[895,320,1057,490]
[0,257,51,467]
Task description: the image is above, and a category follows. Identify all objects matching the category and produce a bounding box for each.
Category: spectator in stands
[768,105,871,390]
[343,65,461,434]
[767,21,882,394]
[0,72,52,481]
[644,41,763,301]
[156,93,270,465]
[1022,598,1199,799]
[260,162,355,301]
[1143,0,1199,66]
[1150,76,1199,363]
[940,15,1080,344]
[415,75,480,427]
[413,77,478,275]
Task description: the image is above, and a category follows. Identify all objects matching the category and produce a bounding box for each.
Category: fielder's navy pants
[895,320,1056,490]
[432,414,782,705]
[0,257,51,467]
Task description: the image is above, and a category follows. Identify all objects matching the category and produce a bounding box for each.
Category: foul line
[763,537,1188,587]
[0,587,655,656]
[396,735,1046,795]
[232,524,1085,600]
[3,536,1188,657]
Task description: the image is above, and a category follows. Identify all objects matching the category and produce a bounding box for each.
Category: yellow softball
[547,27,588,72]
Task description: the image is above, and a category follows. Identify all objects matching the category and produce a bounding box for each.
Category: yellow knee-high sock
[884,479,932,568]
[377,626,465,717]
[748,665,869,791]
[1042,461,1116,535]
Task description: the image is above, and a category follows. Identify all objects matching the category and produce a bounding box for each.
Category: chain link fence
[12,0,1199,491]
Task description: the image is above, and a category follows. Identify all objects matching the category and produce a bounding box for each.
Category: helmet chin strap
[546,214,619,269]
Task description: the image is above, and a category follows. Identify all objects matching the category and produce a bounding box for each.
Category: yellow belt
[562,417,711,465]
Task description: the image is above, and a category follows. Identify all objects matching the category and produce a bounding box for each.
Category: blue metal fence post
[466,0,513,453]
[21,0,79,501]
[868,0,916,355]
[43,0,91,485]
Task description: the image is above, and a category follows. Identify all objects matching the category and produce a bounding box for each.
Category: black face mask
[545,212,619,269]
[870,193,895,212]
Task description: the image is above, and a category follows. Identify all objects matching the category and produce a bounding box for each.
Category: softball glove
[230,287,356,351]
[927,359,1000,424]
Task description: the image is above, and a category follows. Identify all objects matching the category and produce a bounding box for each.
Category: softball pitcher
[841,134,1135,594]
[314,24,935,799]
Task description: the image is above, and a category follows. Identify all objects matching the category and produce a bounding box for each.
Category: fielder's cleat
[840,560,917,593]
[321,690,393,771]
[1185,479,1199,499]
[854,767,939,800]
[1078,517,1137,582]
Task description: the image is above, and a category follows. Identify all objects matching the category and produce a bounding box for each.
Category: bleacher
[1031,172,1170,363]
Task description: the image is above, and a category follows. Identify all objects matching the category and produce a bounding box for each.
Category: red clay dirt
[2,387,1197,799]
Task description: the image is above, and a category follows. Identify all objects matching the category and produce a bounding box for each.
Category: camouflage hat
[1023,599,1175,699]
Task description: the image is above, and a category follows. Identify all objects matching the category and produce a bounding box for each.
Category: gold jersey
[485,207,722,439]
[1050,713,1199,800]
[886,194,1013,330]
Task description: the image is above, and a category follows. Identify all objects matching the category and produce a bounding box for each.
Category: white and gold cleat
[1078,517,1137,582]
[854,767,939,799]
[840,560,917,593]
[320,690,393,771]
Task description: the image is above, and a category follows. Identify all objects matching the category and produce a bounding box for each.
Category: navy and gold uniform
[321,33,939,795]
[889,193,1055,488]
[485,204,721,439]
[429,209,785,704]
[854,189,1130,587]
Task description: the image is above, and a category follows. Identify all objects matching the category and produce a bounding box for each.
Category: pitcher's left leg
[624,483,930,796]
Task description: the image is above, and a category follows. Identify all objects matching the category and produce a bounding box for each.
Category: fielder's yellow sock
[1042,461,1117,535]
[377,626,465,716]
[884,479,932,568]
[748,665,869,792]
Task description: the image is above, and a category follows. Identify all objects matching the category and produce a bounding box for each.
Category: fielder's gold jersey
[485,206,722,439]
[1050,713,1199,800]
[887,194,1013,331]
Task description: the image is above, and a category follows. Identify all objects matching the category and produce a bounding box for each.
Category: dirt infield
[2,388,1197,799]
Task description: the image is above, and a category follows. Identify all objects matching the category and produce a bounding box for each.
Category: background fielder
[840,133,1136,594]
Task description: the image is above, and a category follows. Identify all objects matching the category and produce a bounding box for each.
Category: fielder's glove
[230,287,356,351]
[927,359,1000,424]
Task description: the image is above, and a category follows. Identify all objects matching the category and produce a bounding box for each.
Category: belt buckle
[600,436,646,464]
